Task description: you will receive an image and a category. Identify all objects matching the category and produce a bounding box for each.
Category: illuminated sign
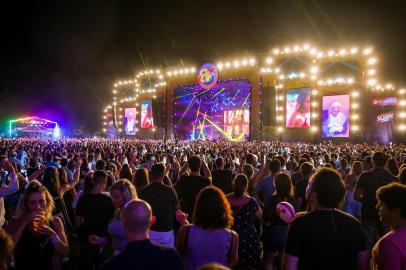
[197,63,219,89]
[377,112,394,123]
[370,97,397,106]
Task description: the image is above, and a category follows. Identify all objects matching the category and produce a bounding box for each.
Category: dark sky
[1,0,405,133]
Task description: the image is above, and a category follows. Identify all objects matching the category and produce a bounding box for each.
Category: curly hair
[14,180,55,220]
[193,186,234,229]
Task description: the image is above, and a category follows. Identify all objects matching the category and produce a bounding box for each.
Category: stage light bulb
[385,84,393,89]
[311,126,318,132]
[364,48,373,55]
[277,127,283,132]
[327,79,333,85]
[310,66,319,74]
[368,69,376,76]
[339,49,346,55]
[328,50,335,56]
[317,80,323,86]
[312,90,318,95]
[119,108,123,111]
[311,102,318,107]
[311,114,318,119]
[350,48,358,54]
[102,128,107,132]
[399,89,406,94]
[114,84,118,87]
[266,58,273,64]
[398,125,406,131]
[279,75,285,80]
[279,95,284,100]
[103,122,107,125]
[275,68,280,73]
[233,60,240,67]
[309,48,317,55]
[303,44,310,50]
[352,92,359,97]
[351,114,359,120]
[352,125,359,131]
[284,47,290,53]
[399,112,406,118]
[317,52,323,58]
[273,48,280,54]
[400,100,406,106]
[190,67,196,72]
[294,46,300,52]
[352,103,359,109]
[167,71,172,76]
[179,70,184,75]
[368,79,377,86]
[225,62,231,68]
[368,58,377,65]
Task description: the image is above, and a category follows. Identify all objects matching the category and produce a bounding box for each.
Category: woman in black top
[262,172,295,270]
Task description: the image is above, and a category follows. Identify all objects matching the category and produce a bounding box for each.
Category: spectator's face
[110,189,125,209]
[27,192,46,213]
[376,200,392,225]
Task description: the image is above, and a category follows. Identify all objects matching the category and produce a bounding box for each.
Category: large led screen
[286,88,311,128]
[322,95,350,137]
[173,80,251,141]
[124,108,137,135]
[141,100,154,129]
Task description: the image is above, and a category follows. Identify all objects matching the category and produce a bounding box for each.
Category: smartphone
[0,170,8,185]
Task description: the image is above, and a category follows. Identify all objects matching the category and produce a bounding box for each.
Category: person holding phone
[0,158,19,228]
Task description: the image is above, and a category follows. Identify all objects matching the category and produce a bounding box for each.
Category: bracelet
[50,234,61,244]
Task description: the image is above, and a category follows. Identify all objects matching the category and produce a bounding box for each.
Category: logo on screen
[197,63,219,89]
[371,97,397,106]
[377,112,394,123]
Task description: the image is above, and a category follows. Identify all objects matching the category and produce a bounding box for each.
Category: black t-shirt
[291,171,303,186]
[76,193,115,241]
[264,194,296,226]
[355,168,395,220]
[211,169,233,195]
[295,178,309,211]
[175,175,211,217]
[139,182,179,232]
[101,239,182,270]
[285,210,367,270]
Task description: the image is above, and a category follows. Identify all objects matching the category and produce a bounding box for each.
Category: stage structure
[9,117,60,139]
[102,43,406,143]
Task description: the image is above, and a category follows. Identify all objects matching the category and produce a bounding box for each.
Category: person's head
[193,186,234,229]
[398,167,406,185]
[386,158,399,176]
[133,168,149,191]
[42,166,61,198]
[376,183,406,227]
[28,158,37,169]
[83,171,94,193]
[233,174,248,199]
[122,200,153,238]
[92,170,108,191]
[269,159,281,174]
[215,157,224,170]
[300,162,314,178]
[372,152,387,168]
[188,155,202,173]
[15,180,55,220]
[0,229,13,270]
[275,155,286,168]
[60,158,68,167]
[245,153,254,165]
[96,159,106,170]
[242,164,254,179]
[119,163,133,181]
[308,168,345,209]
[296,90,311,113]
[351,161,363,175]
[329,102,342,117]
[339,158,348,169]
[110,179,138,209]
[150,163,165,182]
[274,172,294,198]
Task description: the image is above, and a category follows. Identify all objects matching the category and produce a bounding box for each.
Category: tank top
[14,221,55,270]
[183,225,232,270]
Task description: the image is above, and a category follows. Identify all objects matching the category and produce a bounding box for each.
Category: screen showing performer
[322,95,350,137]
[286,88,311,128]
[124,108,137,135]
[141,100,154,129]
[224,110,249,139]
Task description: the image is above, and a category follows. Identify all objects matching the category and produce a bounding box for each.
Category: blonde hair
[110,179,138,204]
[14,180,55,220]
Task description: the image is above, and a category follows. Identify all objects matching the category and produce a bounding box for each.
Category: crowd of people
[0,137,406,270]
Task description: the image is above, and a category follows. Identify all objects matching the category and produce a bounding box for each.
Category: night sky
[1,0,405,134]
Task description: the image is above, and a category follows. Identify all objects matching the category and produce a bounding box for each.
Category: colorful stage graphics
[286,88,311,128]
[124,108,137,135]
[174,80,251,141]
[322,95,350,137]
[197,63,219,89]
[141,100,154,129]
